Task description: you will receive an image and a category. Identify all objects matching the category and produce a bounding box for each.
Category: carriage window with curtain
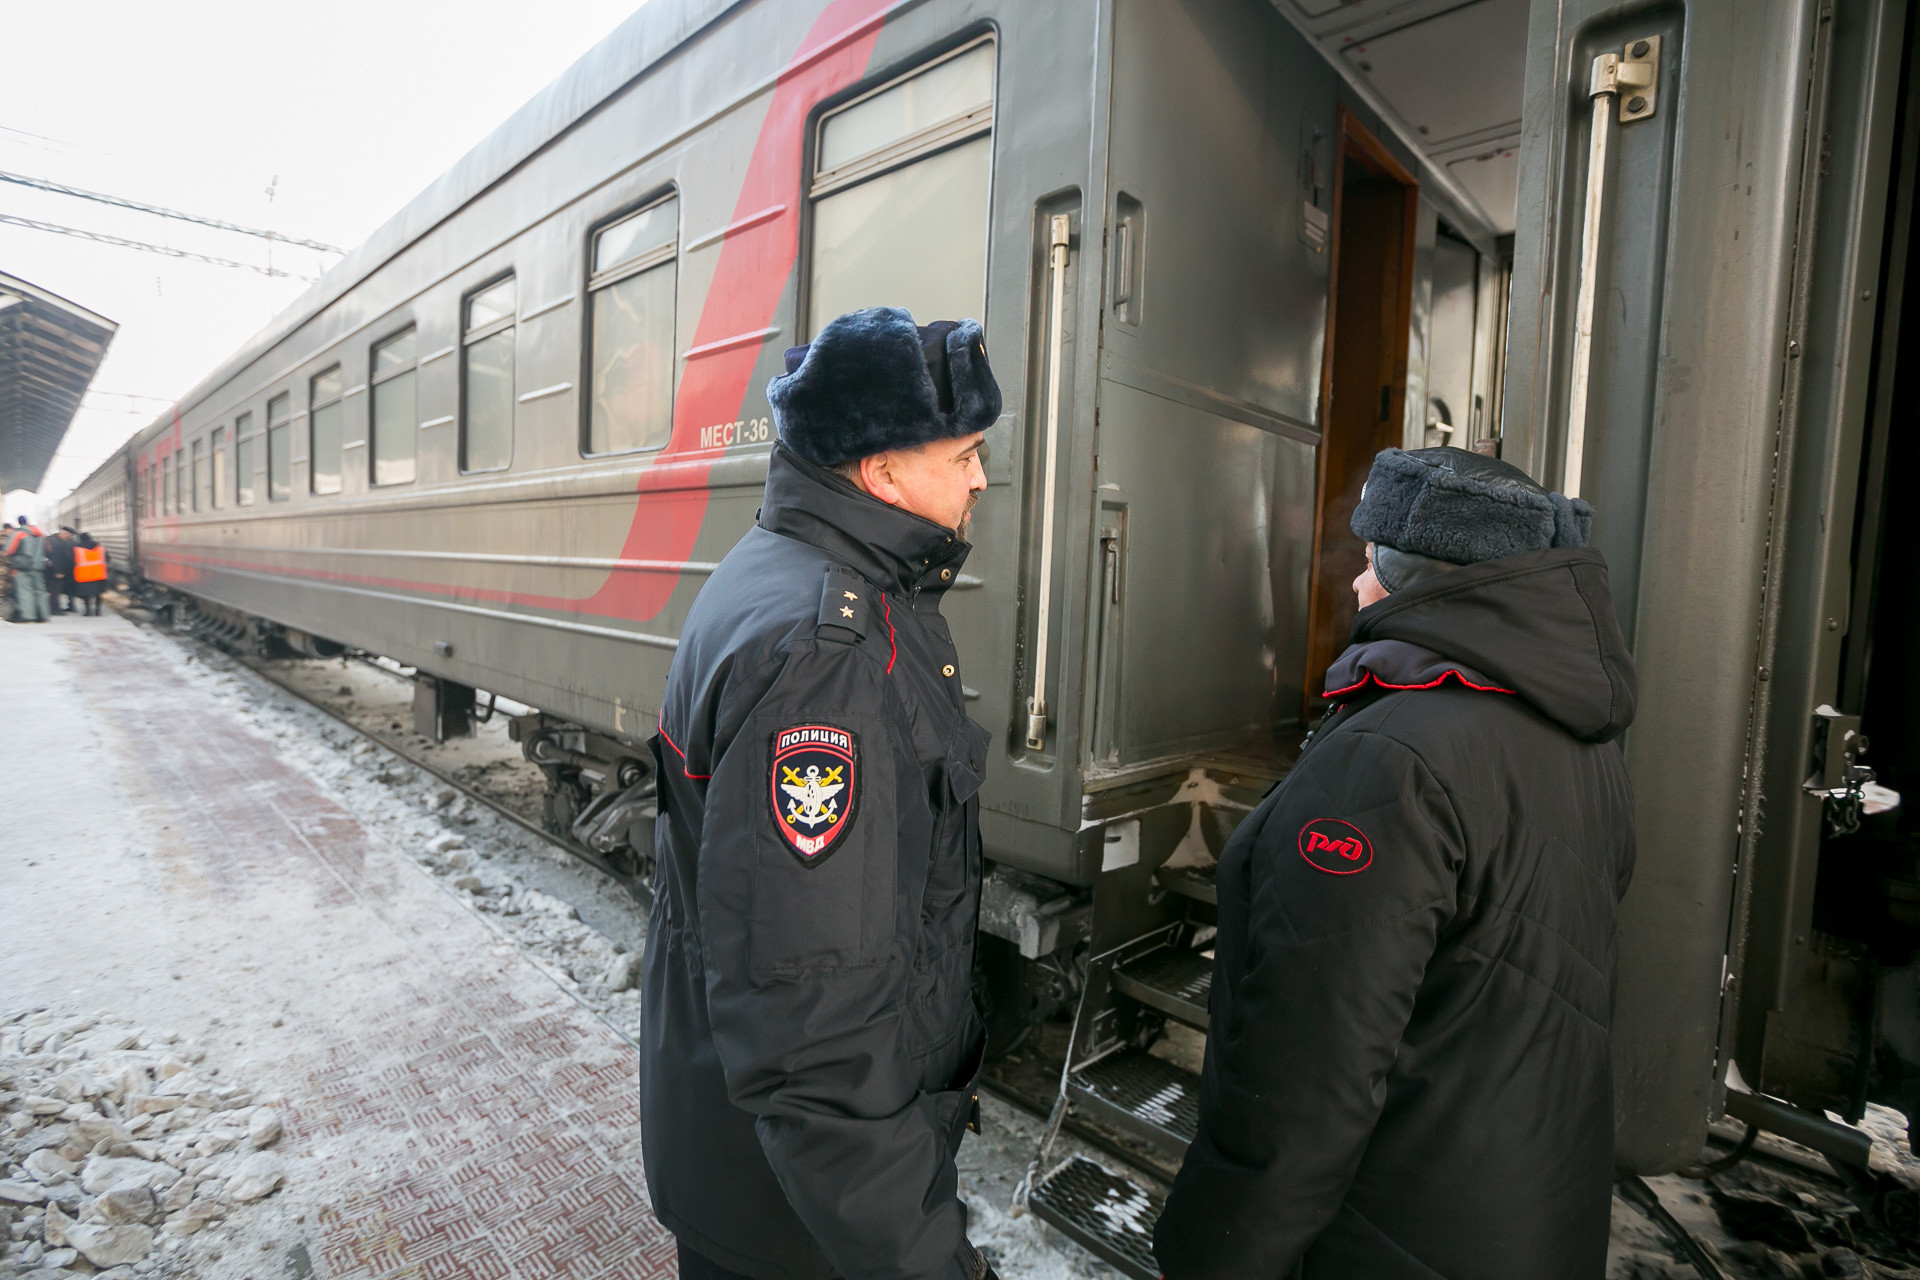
[310,367,344,495]
[234,412,255,506]
[267,393,292,501]
[586,196,677,455]
[210,427,227,509]
[190,439,204,513]
[807,39,994,335]
[371,327,417,485]
[462,276,515,473]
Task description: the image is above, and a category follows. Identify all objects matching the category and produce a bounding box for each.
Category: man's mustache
[956,489,981,538]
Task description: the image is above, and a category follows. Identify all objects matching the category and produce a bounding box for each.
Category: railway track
[245,649,634,881]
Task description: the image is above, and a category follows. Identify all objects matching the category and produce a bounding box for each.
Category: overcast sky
[1,0,649,519]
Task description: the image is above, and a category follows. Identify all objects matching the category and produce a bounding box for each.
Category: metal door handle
[1565,37,1661,499]
[1026,215,1072,751]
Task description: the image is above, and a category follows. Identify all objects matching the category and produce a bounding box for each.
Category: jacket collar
[758,444,971,598]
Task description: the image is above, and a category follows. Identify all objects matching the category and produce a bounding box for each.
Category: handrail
[1026,215,1073,751]
[1565,38,1660,498]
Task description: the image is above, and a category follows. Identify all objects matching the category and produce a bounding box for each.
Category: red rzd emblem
[1298,818,1373,875]
[770,724,859,866]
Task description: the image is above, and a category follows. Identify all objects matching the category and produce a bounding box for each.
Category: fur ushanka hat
[1352,446,1594,593]
[767,306,1001,467]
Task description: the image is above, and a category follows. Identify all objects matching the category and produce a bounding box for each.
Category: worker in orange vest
[70,531,110,616]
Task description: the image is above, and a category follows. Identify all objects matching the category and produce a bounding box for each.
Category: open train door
[1503,0,1916,1172]
[1302,108,1421,720]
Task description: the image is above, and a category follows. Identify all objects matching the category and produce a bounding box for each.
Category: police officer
[1156,447,1638,1280]
[644,307,1000,1280]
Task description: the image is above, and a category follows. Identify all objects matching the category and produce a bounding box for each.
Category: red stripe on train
[578,0,889,623]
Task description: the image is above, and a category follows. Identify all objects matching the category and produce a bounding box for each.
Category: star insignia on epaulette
[843,590,858,600]
[839,606,854,618]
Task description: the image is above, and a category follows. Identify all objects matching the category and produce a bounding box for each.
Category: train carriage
[61,0,1920,1269]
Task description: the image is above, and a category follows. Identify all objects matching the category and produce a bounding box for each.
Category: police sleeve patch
[770,724,859,865]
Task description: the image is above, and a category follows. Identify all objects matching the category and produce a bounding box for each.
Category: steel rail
[152,614,639,888]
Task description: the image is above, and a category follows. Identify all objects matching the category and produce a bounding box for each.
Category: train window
[370,327,417,486]
[807,39,994,334]
[462,276,516,473]
[586,196,678,456]
[210,427,227,509]
[235,412,255,506]
[267,392,292,501]
[190,439,204,513]
[310,367,344,495]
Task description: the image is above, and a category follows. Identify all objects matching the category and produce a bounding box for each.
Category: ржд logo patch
[770,724,859,865]
[1298,818,1373,875]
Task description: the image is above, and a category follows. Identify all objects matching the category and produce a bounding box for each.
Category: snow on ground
[2,1010,292,1278]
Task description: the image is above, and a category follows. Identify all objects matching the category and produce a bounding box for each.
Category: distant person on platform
[645,307,1001,1280]
[1155,447,1639,1280]
[7,517,51,623]
[70,532,109,616]
[46,526,76,615]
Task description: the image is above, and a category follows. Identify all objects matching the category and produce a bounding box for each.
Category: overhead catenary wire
[0,212,317,281]
[0,169,345,254]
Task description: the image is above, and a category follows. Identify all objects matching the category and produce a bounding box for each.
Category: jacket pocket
[924,720,990,911]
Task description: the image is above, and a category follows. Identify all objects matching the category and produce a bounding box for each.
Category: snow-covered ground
[11,605,1920,1280]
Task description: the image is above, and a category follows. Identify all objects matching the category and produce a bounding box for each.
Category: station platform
[0,610,676,1278]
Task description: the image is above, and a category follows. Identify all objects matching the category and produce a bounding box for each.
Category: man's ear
[857,451,902,506]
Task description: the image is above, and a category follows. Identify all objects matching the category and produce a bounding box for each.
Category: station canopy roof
[0,271,116,494]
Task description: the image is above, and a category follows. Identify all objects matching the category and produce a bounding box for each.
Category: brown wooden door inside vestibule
[1302,108,1420,718]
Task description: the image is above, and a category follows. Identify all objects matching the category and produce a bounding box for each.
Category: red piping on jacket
[882,594,897,674]
[656,713,711,780]
[1322,669,1516,699]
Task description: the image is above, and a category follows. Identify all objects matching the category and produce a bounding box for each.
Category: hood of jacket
[1324,547,1637,743]
[757,443,970,598]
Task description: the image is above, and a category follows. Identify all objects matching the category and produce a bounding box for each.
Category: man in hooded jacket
[46,527,76,614]
[1155,446,1638,1280]
[644,307,1003,1280]
[69,531,109,615]
[7,518,50,623]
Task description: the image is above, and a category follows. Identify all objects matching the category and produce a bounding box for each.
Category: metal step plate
[1156,862,1217,905]
[1069,1047,1200,1156]
[1112,944,1213,1028]
[1028,1156,1162,1280]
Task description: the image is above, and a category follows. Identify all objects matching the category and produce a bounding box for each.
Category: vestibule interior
[1302,111,1420,720]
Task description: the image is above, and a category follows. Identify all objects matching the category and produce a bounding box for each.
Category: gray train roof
[0,271,117,494]
[126,0,737,456]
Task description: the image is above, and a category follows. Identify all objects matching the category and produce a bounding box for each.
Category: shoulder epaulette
[818,566,872,640]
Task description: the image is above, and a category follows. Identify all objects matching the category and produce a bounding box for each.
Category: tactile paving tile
[65,632,679,1279]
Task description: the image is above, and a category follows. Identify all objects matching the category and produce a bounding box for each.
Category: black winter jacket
[643,446,989,1280]
[1156,548,1638,1280]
